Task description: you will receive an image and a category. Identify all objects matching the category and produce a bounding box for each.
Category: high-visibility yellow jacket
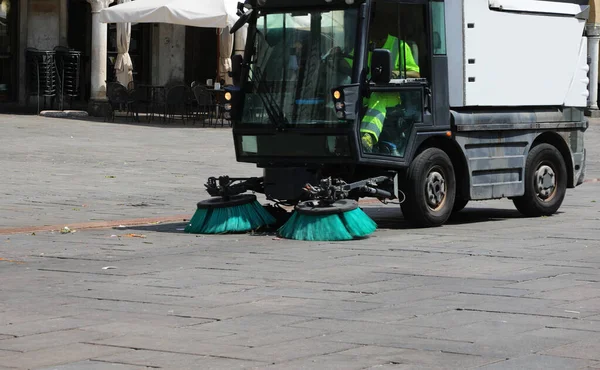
[353,35,419,144]
[344,35,420,78]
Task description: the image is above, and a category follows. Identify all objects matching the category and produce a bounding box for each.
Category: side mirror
[370,49,392,84]
[230,54,243,85]
[230,9,253,34]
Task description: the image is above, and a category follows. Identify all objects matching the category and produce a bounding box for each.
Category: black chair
[192,85,216,126]
[129,87,151,122]
[54,46,81,110]
[25,48,58,112]
[165,85,189,123]
[213,90,228,127]
[105,82,134,122]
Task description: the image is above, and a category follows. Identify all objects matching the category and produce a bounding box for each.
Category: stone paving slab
[37,361,150,370]
[94,350,267,369]
[0,343,132,369]
[474,354,597,370]
[0,115,600,369]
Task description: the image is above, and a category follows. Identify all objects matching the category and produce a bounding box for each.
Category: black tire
[401,148,456,227]
[452,197,469,213]
[513,143,567,217]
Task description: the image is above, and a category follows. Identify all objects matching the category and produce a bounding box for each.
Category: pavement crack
[82,342,254,360]
[439,350,485,357]
[412,335,475,344]
[545,326,600,333]
[456,308,580,320]
[143,284,182,289]
[322,289,377,295]
[375,272,518,283]
[194,267,240,272]
[387,248,524,260]
[171,314,221,321]
[455,291,527,298]
[544,263,597,270]
[66,295,181,306]
[154,293,195,298]
[32,255,114,262]
[91,359,161,369]
[37,268,129,276]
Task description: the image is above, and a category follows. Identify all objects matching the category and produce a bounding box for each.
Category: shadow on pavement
[117,206,540,236]
[75,115,232,130]
[365,206,530,230]
[117,222,189,234]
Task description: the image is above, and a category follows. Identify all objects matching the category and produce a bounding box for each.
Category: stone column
[586,1,600,117]
[587,24,600,116]
[88,0,114,116]
[59,0,68,46]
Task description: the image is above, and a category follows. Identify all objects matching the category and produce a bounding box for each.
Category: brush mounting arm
[205,176,264,198]
[303,175,395,203]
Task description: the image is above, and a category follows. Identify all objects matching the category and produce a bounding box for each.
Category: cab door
[358,0,450,165]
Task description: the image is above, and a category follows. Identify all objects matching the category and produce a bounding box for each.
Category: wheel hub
[535,165,556,200]
[426,171,446,210]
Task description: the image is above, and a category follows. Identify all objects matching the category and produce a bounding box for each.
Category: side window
[431,2,447,55]
[360,2,429,158]
[367,2,429,80]
[360,89,423,157]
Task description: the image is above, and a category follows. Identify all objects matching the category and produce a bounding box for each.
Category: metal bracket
[303,173,396,204]
[205,176,264,199]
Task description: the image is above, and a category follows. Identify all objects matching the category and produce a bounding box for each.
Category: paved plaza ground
[0,114,599,369]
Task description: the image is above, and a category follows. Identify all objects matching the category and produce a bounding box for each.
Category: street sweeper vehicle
[186,0,589,241]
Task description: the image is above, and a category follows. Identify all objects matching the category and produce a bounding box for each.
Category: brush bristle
[185,200,276,234]
[339,208,377,238]
[278,208,378,241]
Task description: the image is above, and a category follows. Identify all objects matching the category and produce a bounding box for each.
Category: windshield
[241,8,359,126]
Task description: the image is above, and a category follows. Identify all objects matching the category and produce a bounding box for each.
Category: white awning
[99,0,240,29]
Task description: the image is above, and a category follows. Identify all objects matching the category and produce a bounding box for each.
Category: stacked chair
[25,48,58,113]
[54,46,81,110]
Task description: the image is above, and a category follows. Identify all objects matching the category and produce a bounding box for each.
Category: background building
[0,0,224,111]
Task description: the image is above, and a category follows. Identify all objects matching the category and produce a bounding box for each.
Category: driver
[360,24,420,154]
[325,11,421,154]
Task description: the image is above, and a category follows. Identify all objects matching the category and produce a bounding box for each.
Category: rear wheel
[513,143,567,217]
[401,148,456,227]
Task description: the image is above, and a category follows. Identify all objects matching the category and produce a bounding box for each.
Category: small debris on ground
[60,226,75,234]
[0,258,25,264]
[123,233,146,238]
[102,266,118,270]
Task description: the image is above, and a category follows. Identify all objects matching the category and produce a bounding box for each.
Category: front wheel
[513,143,567,217]
[452,197,469,213]
[401,148,456,227]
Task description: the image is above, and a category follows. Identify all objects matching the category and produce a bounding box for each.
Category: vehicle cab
[226,0,448,170]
